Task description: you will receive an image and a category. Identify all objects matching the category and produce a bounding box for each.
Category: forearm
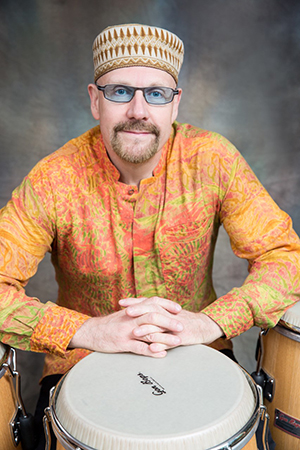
[203,251,300,338]
[30,303,90,355]
[0,283,90,355]
[218,168,300,337]
[207,138,300,337]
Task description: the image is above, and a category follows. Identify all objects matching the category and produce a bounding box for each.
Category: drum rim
[49,367,261,450]
[275,322,300,342]
[0,343,11,380]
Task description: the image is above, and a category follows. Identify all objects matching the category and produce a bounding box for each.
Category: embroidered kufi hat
[93,24,184,83]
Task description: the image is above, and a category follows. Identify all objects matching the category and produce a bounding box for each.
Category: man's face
[88,66,182,165]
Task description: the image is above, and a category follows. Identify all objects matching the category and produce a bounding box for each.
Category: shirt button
[128,189,135,195]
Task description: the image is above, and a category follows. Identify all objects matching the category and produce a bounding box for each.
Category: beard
[110,120,160,164]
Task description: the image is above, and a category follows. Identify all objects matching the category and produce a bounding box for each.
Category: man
[0,23,299,448]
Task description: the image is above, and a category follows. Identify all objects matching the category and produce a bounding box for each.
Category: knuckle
[135,341,150,355]
[142,333,155,343]
[142,334,150,342]
[148,312,156,322]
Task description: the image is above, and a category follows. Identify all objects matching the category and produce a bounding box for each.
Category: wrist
[198,312,224,343]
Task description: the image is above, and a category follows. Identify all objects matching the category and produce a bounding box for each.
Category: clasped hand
[70,296,223,357]
[123,296,223,353]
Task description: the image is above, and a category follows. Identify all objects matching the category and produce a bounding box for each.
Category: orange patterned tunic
[0,122,300,378]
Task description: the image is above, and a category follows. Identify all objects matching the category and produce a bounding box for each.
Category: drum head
[53,345,257,450]
[280,301,300,333]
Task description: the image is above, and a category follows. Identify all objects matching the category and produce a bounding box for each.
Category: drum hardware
[2,345,38,450]
[251,329,275,403]
[257,390,270,450]
[212,384,270,450]
[43,407,52,450]
[44,387,83,450]
[275,322,300,342]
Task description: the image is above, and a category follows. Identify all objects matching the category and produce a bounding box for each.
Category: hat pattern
[93,24,184,83]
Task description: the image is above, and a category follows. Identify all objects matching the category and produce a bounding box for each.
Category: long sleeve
[202,140,300,338]
[0,174,89,356]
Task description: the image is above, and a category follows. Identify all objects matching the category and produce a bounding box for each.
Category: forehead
[97,66,176,88]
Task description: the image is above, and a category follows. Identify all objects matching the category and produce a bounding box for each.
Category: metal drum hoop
[275,322,300,342]
[45,367,264,450]
[0,343,35,448]
[0,343,11,379]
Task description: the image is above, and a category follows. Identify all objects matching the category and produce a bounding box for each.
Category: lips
[122,130,150,135]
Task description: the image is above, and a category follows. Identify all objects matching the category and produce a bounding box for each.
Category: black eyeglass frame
[95,84,180,105]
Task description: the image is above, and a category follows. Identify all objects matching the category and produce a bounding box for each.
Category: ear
[88,84,100,120]
[171,88,182,123]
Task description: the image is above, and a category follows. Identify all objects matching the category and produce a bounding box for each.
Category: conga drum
[0,342,22,450]
[44,345,268,450]
[256,302,300,449]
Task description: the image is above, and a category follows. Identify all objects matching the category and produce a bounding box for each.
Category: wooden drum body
[44,345,268,450]
[260,302,300,449]
[0,343,22,450]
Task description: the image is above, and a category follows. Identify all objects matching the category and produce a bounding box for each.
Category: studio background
[1,0,299,414]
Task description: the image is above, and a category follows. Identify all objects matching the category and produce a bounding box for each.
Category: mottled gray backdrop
[0,0,299,413]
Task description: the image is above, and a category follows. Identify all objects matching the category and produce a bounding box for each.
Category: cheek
[160,122,173,142]
[99,106,115,131]
[99,103,127,128]
[100,123,115,151]
[155,111,174,136]
[98,112,113,146]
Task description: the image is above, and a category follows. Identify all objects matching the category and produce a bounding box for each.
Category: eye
[113,86,131,97]
[148,88,164,99]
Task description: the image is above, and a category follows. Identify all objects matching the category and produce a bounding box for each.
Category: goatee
[111,120,160,164]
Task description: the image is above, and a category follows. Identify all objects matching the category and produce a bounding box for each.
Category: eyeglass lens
[98,85,177,105]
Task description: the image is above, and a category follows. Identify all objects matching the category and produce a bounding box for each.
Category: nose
[126,89,150,121]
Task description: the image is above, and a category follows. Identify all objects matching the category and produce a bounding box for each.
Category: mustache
[113,120,160,137]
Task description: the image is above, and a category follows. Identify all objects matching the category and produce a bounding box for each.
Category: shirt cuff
[202,294,253,339]
[30,303,90,357]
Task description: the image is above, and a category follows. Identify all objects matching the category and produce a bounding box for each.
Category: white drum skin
[261,301,300,450]
[280,301,300,334]
[47,345,262,450]
[0,343,22,450]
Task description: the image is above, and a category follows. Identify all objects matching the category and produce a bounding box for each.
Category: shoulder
[28,126,102,184]
[172,122,243,165]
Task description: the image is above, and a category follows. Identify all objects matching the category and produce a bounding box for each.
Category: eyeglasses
[95,84,179,105]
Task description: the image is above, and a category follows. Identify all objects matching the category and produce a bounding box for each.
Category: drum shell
[0,345,22,450]
[262,326,300,449]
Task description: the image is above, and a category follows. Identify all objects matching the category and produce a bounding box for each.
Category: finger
[140,332,181,347]
[132,324,165,337]
[120,297,182,314]
[149,342,170,353]
[125,303,181,319]
[129,340,167,358]
[119,297,147,307]
[134,312,184,333]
